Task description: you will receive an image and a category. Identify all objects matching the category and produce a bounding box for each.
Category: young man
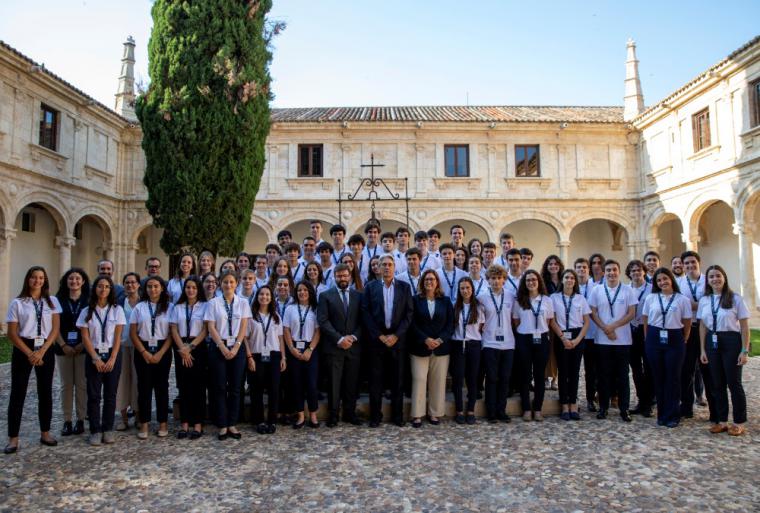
[284,242,305,282]
[265,243,282,269]
[97,259,124,301]
[588,260,637,422]
[575,257,599,412]
[317,242,336,286]
[277,230,293,251]
[329,224,349,265]
[497,233,516,267]
[643,251,660,284]
[504,248,522,296]
[670,255,684,277]
[414,231,440,272]
[253,255,270,288]
[626,259,653,417]
[300,236,317,265]
[347,234,366,280]
[309,220,325,247]
[427,229,442,259]
[394,227,411,274]
[396,248,423,295]
[467,255,487,298]
[482,242,497,272]
[360,221,382,282]
[436,243,467,303]
[520,248,534,273]
[450,225,465,249]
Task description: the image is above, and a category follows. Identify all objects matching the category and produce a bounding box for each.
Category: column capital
[732,222,748,236]
[556,240,571,248]
[55,235,76,249]
[0,227,17,241]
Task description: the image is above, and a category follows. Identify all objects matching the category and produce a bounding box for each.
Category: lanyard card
[261,349,271,363]
[148,338,158,350]
[495,326,505,342]
[562,331,572,340]
[296,341,306,350]
[532,333,542,345]
[659,330,668,345]
[226,338,236,348]
[99,344,109,358]
[67,331,78,344]
[33,337,44,349]
[711,333,719,349]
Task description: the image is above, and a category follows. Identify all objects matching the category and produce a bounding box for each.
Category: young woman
[304,261,329,298]
[219,259,238,275]
[467,238,482,258]
[236,252,251,272]
[169,276,208,439]
[204,271,251,440]
[116,272,140,431]
[54,267,90,437]
[513,270,556,422]
[642,268,692,428]
[283,281,321,429]
[77,276,126,445]
[467,255,487,299]
[247,285,287,434]
[198,251,216,276]
[367,255,382,283]
[340,253,364,291]
[540,255,564,391]
[202,272,218,301]
[698,265,751,436]
[273,275,295,423]
[267,257,295,293]
[450,277,485,424]
[627,259,654,417]
[167,252,196,304]
[409,270,454,428]
[4,266,62,454]
[549,270,591,420]
[455,247,470,272]
[129,276,173,439]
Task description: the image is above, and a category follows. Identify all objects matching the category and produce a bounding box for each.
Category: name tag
[226,338,235,348]
[261,350,271,363]
[34,337,44,349]
[659,330,668,345]
[495,335,504,342]
[562,331,572,340]
[711,333,719,349]
[532,334,542,345]
[99,346,109,358]
[148,338,158,350]
[67,331,78,344]
[296,341,305,350]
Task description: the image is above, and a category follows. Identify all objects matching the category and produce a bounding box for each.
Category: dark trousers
[482,346,513,418]
[515,333,550,412]
[7,339,55,438]
[85,351,122,434]
[288,346,319,413]
[327,345,361,420]
[583,338,598,405]
[706,331,747,424]
[134,342,172,424]
[207,345,246,428]
[555,329,584,405]
[681,325,715,420]
[450,340,482,412]
[369,342,404,423]
[174,344,208,425]
[596,344,631,413]
[249,352,282,424]
[630,325,654,410]
[644,327,684,424]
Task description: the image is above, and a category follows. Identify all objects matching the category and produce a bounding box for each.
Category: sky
[1,1,758,109]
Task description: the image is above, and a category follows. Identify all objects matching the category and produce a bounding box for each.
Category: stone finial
[115,36,137,120]
[624,38,645,121]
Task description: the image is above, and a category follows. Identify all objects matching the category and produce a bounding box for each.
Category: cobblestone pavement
[0,359,758,512]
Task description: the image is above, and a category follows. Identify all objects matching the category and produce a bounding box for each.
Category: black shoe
[596,410,608,420]
[266,424,277,434]
[620,411,633,423]
[454,414,466,425]
[61,421,73,437]
[487,416,498,424]
[569,411,581,421]
[497,413,511,424]
[256,423,268,434]
[587,402,598,413]
[394,420,404,427]
[40,437,58,447]
[428,417,440,426]
[307,420,320,429]
[228,430,242,440]
[347,417,363,426]
[278,416,289,426]
[292,420,305,430]
[73,420,85,435]
[4,444,18,454]
[640,408,652,418]
[369,420,380,428]
[465,414,476,425]
[217,431,228,441]
[681,411,694,419]
[411,419,422,428]
[177,430,188,439]
[327,417,338,428]
[189,430,203,440]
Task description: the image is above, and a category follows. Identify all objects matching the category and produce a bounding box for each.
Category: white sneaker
[137,431,148,440]
[102,431,116,444]
[89,433,102,446]
[157,429,169,438]
[115,421,128,431]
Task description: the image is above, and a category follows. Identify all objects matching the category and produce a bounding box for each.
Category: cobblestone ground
[0,359,758,512]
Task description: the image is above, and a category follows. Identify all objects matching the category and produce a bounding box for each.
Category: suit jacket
[361,279,414,346]
[317,287,363,355]
[409,295,454,357]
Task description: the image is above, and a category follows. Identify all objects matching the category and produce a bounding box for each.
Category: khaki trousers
[56,352,87,422]
[116,345,139,412]
[410,354,450,418]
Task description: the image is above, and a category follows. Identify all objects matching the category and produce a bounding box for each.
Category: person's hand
[738,352,749,366]
[280,357,287,372]
[61,345,74,356]
[142,350,154,364]
[424,338,437,350]
[180,349,194,368]
[562,337,573,350]
[94,358,106,372]
[28,350,43,366]
[75,344,85,354]
[289,346,303,360]
[302,349,313,362]
[699,352,708,365]
[224,346,237,360]
[103,357,116,373]
[386,334,398,347]
[378,334,388,346]
[247,357,255,372]
[338,338,352,350]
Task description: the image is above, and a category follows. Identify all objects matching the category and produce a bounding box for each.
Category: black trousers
[369,341,404,423]
[85,351,122,434]
[630,325,654,410]
[482,347,513,418]
[174,343,208,425]
[596,344,631,413]
[681,324,715,420]
[287,345,319,413]
[555,328,584,405]
[249,352,282,425]
[7,338,55,438]
[134,341,172,424]
[515,333,550,412]
[645,327,685,424]
[583,338,598,405]
[450,340,482,412]
[207,344,246,428]
[327,345,361,420]
[706,331,747,424]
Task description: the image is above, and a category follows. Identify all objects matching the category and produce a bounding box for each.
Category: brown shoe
[522,411,532,422]
[709,424,728,434]
[728,424,745,436]
[533,412,544,422]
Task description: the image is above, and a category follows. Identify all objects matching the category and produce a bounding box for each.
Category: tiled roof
[0,40,131,124]
[271,105,625,124]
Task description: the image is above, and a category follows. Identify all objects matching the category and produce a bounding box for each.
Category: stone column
[556,240,570,265]
[0,228,17,334]
[734,222,757,309]
[626,241,639,262]
[55,235,76,276]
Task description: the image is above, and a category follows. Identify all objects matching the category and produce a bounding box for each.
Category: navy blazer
[317,287,363,355]
[361,279,414,345]
[409,295,454,357]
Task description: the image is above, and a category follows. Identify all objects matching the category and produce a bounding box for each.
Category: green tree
[136,0,281,256]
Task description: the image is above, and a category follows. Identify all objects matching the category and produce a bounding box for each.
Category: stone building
[0,35,758,330]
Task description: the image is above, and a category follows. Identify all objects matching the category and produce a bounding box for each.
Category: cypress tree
[136,0,278,256]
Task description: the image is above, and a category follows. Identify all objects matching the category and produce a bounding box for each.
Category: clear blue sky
[1,1,758,109]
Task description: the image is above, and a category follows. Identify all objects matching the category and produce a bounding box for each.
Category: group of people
[3,219,752,453]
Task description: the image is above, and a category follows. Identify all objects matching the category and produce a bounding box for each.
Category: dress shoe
[61,421,73,436]
[217,431,228,441]
[727,424,745,436]
[709,424,728,434]
[487,416,498,424]
[40,437,58,447]
[620,411,632,423]
[411,419,422,429]
[596,410,608,420]
[454,414,466,425]
[465,414,476,425]
[393,420,405,428]
[73,420,85,435]
[307,420,320,429]
[327,418,338,428]
[428,417,440,426]
[189,430,203,440]
[560,412,571,421]
[228,430,242,440]
[666,420,679,428]
[587,402,598,413]
[177,430,189,439]
[569,411,581,421]
[292,420,305,430]
[256,423,269,434]
[347,417,363,426]
[266,424,277,434]
[369,420,380,428]
[497,413,511,424]
[4,444,18,454]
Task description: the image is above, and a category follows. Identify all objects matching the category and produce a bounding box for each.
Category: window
[21,212,36,233]
[74,222,83,240]
[444,145,469,177]
[691,108,711,152]
[39,104,59,151]
[751,78,760,128]
[298,144,323,177]
[515,145,540,177]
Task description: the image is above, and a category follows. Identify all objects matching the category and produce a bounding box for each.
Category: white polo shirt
[169,302,208,338]
[5,296,62,339]
[550,292,591,331]
[77,305,127,351]
[436,267,468,303]
[588,283,637,346]
[129,301,172,341]
[642,293,692,329]
[203,295,252,340]
[513,295,555,335]
[248,313,283,354]
[453,303,485,341]
[630,282,652,327]
[478,288,516,350]
[696,293,750,333]
[283,303,318,343]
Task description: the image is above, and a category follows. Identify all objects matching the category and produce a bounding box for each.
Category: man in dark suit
[361,254,414,427]
[317,264,363,427]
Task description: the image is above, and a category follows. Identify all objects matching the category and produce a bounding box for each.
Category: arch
[250,212,276,241]
[0,188,11,227]
[71,208,115,245]
[423,210,494,240]
[243,223,270,254]
[686,192,734,242]
[281,212,340,244]
[568,217,630,264]
[345,209,418,236]
[500,219,561,265]
[498,211,566,241]
[12,192,70,236]
[694,200,739,289]
[736,172,760,225]
[566,209,634,238]
[644,206,686,242]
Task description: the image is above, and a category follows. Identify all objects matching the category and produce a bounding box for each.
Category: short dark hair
[450,224,464,234]
[499,232,514,242]
[265,243,281,254]
[506,248,521,258]
[309,220,322,227]
[317,241,334,254]
[329,224,346,235]
[405,247,422,259]
[302,236,316,244]
[680,250,700,263]
[439,242,455,254]
[283,242,301,254]
[643,250,661,261]
[276,230,292,239]
[427,228,441,238]
[603,259,620,271]
[381,232,395,242]
[395,226,410,236]
[519,247,533,257]
[625,259,645,279]
[573,257,589,268]
[414,230,429,241]
[364,220,381,233]
[347,234,365,246]
[482,241,497,250]
[333,263,350,275]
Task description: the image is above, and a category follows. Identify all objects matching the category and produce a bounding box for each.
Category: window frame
[297,144,324,177]
[750,78,760,128]
[514,144,541,177]
[443,144,470,177]
[38,103,59,152]
[691,108,711,153]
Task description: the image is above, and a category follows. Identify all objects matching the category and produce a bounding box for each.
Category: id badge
[33,337,44,349]
[659,330,668,345]
[296,341,305,351]
[99,346,109,359]
[67,331,78,345]
[495,327,505,342]
[148,338,158,350]
[226,338,235,348]
[532,334,542,345]
[563,331,572,341]
[261,350,271,363]
[711,333,719,349]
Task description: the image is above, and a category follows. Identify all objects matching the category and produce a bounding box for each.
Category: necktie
[341,289,348,316]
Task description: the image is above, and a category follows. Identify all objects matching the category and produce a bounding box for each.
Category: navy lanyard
[686,277,700,302]
[582,282,589,299]
[710,295,720,332]
[332,248,346,265]
[223,296,235,338]
[292,263,302,280]
[33,299,44,337]
[297,304,309,340]
[442,269,456,297]
[500,255,507,267]
[258,313,272,346]
[530,296,544,331]
[407,272,419,292]
[637,284,647,302]
[93,306,111,346]
[461,304,470,337]
[658,293,676,327]
[147,302,157,338]
[507,275,518,292]
[68,299,82,322]
[366,246,378,260]
[324,269,333,283]
[473,278,485,297]
[277,299,289,319]
[489,289,504,327]
[185,303,194,339]
[561,294,573,330]
[420,254,430,271]
[604,284,622,317]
